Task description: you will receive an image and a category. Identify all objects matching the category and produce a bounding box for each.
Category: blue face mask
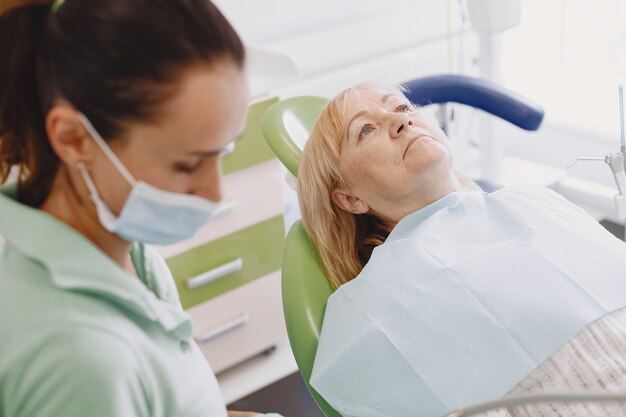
[77,113,219,245]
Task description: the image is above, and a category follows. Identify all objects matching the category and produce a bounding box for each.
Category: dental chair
[261,74,544,417]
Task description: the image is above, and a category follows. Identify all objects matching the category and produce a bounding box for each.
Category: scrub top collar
[0,184,192,341]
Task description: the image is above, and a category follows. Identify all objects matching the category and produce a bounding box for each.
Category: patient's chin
[404,139,449,173]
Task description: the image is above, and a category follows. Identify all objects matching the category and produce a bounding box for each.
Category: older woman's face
[334,87,454,220]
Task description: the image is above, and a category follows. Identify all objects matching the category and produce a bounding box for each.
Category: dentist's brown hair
[0,0,244,207]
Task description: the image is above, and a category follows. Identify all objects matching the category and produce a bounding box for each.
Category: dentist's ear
[332,188,370,214]
[45,104,97,167]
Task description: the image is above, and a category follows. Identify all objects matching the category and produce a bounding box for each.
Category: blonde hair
[297,85,394,289]
[297,84,482,289]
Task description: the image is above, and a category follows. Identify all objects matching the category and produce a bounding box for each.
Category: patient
[297,82,626,417]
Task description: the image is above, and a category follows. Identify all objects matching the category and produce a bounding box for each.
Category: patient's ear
[332,189,369,214]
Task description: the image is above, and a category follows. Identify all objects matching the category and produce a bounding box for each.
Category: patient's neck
[377,172,466,227]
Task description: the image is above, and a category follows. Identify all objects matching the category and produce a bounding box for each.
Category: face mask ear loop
[77,113,137,187]
[77,162,103,202]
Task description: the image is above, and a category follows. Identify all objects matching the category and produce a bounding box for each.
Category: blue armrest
[401,74,544,131]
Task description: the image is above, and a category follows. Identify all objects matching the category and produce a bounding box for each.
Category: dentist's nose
[195,180,222,202]
[194,161,223,202]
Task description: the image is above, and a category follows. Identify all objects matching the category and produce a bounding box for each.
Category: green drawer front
[166,215,285,309]
[222,97,279,175]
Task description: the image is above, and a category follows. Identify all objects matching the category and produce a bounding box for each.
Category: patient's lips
[403,133,435,159]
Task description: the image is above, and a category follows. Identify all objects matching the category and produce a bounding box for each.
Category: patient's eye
[395,104,412,112]
[358,124,375,141]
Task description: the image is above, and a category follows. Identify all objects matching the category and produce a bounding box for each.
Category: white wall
[213,0,476,98]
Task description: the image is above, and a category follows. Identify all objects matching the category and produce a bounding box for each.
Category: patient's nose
[390,117,412,138]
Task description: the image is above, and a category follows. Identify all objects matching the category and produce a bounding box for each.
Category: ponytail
[0,0,244,208]
[0,1,57,207]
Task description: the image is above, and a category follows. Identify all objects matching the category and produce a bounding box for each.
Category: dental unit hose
[618,84,626,153]
[444,391,626,417]
[616,83,626,241]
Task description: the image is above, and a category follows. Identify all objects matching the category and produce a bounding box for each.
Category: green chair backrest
[261,96,328,177]
[261,96,342,417]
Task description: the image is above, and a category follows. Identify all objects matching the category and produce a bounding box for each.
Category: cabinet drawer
[188,271,286,373]
[166,215,284,309]
[222,97,279,175]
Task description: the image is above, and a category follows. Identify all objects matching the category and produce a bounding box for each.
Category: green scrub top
[0,184,229,417]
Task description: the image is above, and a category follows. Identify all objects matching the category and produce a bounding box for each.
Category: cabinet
[153,97,287,373]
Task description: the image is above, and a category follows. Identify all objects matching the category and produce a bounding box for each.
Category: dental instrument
[567,84,626,240]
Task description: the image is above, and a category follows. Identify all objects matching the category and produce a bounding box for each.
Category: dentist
[0,1,280,416]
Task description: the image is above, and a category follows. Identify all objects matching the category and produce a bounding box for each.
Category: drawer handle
[186,258,243,289]
[195,313,250,344]
[211,198,237,220]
